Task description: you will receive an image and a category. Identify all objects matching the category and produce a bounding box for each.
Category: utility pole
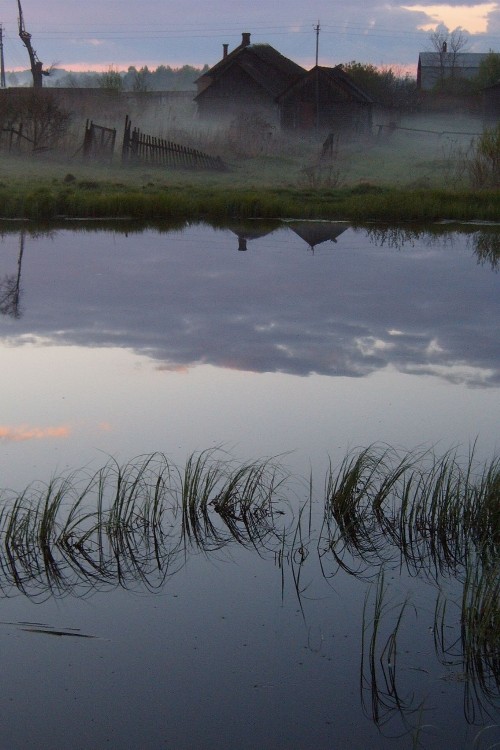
[314,20,320,66]
[0,25,6,88]
[314,21,320,130]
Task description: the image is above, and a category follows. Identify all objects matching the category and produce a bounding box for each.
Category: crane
[17,0,49,87]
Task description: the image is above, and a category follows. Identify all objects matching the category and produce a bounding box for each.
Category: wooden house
[417,52,490,90]
[195,33,305,122]
[277,66,373,133]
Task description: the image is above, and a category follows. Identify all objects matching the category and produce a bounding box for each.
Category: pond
[0,219,499,749]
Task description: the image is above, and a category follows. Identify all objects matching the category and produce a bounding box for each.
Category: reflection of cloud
[401,363,496,387]
[0,224,498,390]
[0,425,71,443]
[355,337,396,356]
[156,364,190,373]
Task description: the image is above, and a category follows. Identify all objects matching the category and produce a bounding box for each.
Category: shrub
[0,91,71,152]
[469,125,500,188]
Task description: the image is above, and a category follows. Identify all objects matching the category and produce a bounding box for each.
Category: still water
[0,220,499,749]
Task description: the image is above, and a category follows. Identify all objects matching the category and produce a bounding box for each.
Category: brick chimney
[241,32,251,47]
[223,43,229,58]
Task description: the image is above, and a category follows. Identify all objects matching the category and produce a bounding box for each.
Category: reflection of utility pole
[0,25,6,89]
[0,231,25,318]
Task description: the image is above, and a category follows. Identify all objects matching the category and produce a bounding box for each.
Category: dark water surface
[0,220,499,749]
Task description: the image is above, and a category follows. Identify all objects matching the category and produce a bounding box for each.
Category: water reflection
[0,231,24,318]
[0,448,498,730]
[0,221,499,388]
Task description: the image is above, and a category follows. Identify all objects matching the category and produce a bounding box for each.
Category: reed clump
[0,451,290,596]
[0,446,498,721]
[321,446,500,578]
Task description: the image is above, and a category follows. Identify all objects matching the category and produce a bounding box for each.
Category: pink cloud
[0,425,71,443]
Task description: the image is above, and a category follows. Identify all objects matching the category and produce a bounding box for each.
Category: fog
[0,81,491,189]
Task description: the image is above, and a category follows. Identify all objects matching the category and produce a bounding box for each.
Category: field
[0,103,499,222]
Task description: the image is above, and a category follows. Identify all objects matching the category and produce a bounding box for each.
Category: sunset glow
[402,3,498,33]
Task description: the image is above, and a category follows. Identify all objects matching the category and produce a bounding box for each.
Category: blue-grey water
[0,220,499,749]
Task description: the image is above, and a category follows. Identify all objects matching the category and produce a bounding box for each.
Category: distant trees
[99,65,123,91]
[52,64,209,91]
[340,62,417,109]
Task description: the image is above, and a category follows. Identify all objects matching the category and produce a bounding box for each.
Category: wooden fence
[121,115,225,170]
[83,120,117,164]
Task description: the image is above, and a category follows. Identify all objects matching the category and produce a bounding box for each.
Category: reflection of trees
[0,447,498,730]
[365,223,500,273]
[471,230,500,271]
[0,232,24,318]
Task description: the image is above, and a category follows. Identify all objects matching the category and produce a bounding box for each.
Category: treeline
[340,62,418,108]
[61,64,209,91]
[6,64,210,91]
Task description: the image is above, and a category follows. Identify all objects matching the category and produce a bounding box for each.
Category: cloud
[0,425,71,443]
[402,3,498,33]
[2,1,496,70]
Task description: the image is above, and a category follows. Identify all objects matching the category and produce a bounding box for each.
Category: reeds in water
[321,445,500,579]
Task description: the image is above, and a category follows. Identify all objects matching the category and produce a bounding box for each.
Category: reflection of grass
[434,557,500,723]
[0,446,498,728]
[321,446,500,579]
[0,452,290,596]
[361,569,418,734]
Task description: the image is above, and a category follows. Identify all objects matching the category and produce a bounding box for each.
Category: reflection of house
[278,66,373,132]
[195,33,305,123]
[226,220,281,251]
[417,52,489,90]
[288,221,349,250]
[195,33,373,133]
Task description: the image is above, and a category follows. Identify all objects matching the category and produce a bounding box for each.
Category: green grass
[0,151,499,222]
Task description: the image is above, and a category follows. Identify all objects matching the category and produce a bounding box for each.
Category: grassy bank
[1,154,499,223]
[1,177,499,223]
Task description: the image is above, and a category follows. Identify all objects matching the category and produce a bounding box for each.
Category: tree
[0,91,71,151]
[341,61,417,109]
[476,51,500,89]
[99,65,123,91]
[428,27,469,89]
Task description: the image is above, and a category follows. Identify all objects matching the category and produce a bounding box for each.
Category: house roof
[418,52,490,69]
[195,41,305,101]
[277,65,374,104]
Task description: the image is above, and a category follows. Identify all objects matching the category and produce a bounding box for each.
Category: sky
[1,1,500,75]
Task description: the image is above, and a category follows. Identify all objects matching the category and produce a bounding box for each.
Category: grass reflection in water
[0,445,498,734]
